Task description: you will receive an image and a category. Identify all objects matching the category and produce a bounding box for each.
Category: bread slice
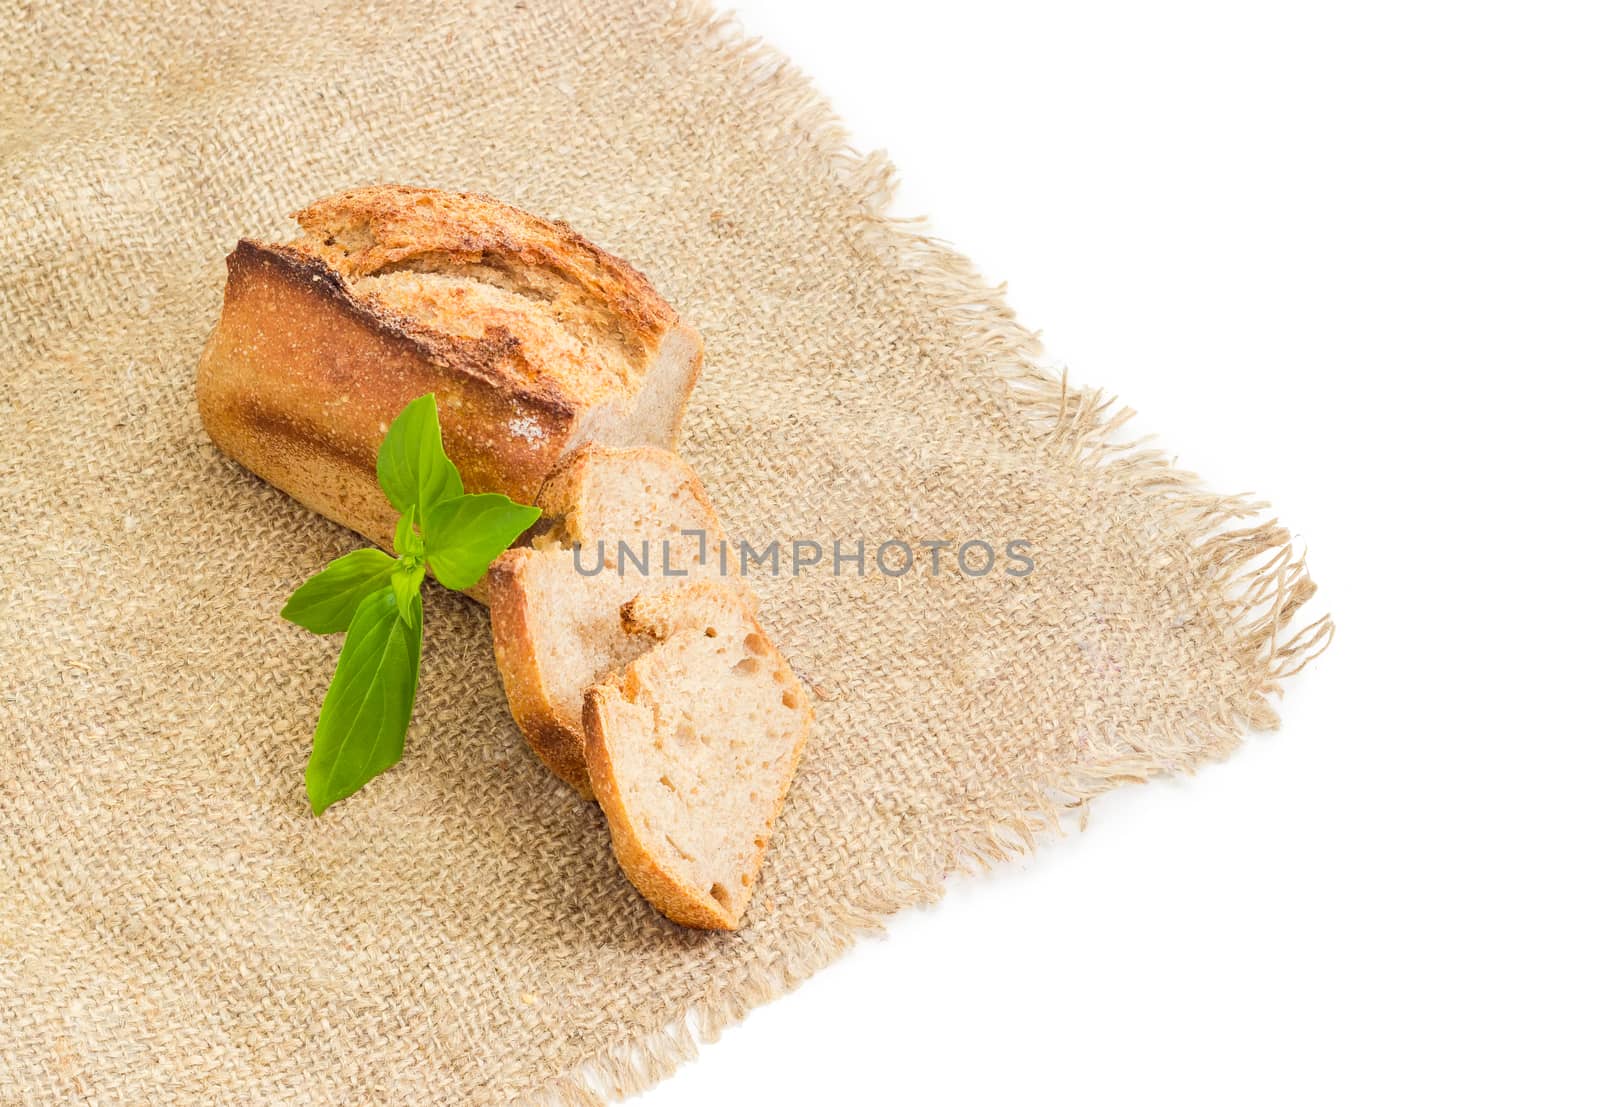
[487,445,727,795]
[583,582,814,930]
[197,185,702,559]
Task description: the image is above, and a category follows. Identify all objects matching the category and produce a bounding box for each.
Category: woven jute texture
[0,2,1331,1103]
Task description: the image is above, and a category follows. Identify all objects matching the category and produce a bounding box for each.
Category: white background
[646,2,1599,1104]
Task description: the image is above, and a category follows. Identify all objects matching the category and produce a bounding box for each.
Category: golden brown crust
[292,185,678,347]
[289,186,677,410]
[487,549,595,798]
[199,239,571,549]
[196,186,699,563]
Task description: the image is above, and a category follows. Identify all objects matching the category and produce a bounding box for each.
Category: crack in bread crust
[227,239,579,411]
[289,184,679,400]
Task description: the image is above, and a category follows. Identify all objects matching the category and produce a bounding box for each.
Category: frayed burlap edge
[526,5,1335,1104]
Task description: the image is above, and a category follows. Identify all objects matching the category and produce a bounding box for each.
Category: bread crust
[486,445,728,797]
[291,185,680,371]
[196,185,701,560]
[487,548,597,797]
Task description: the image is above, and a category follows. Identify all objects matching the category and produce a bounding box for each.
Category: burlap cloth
[0,2,1331,1102]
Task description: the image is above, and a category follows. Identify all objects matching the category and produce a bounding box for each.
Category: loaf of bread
[196,185,703,555]
[488,446,726,795]
[584,582,814,930]
[202,186,810,929]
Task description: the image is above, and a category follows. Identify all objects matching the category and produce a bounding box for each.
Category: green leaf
[281,548,399,635]
[390,560,426,626]
[393,503,424,559]
[423,493,543,590]
[304,587,423,815]
[376,393,463,527]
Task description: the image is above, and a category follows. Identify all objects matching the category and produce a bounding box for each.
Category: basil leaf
[423,493,543,590]
[280,548,399,635]
[393,503,424,559]
[304,587,423,815]
[391,561,426,627]
[376,393,463,527]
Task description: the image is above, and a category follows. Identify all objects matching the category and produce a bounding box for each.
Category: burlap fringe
[525,5,1334,1103]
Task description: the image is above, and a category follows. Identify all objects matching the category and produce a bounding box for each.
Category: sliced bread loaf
[487,445,726,795]
[583,582,813,930]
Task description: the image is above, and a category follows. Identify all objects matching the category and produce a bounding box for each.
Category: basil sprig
[281,394,541,814]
